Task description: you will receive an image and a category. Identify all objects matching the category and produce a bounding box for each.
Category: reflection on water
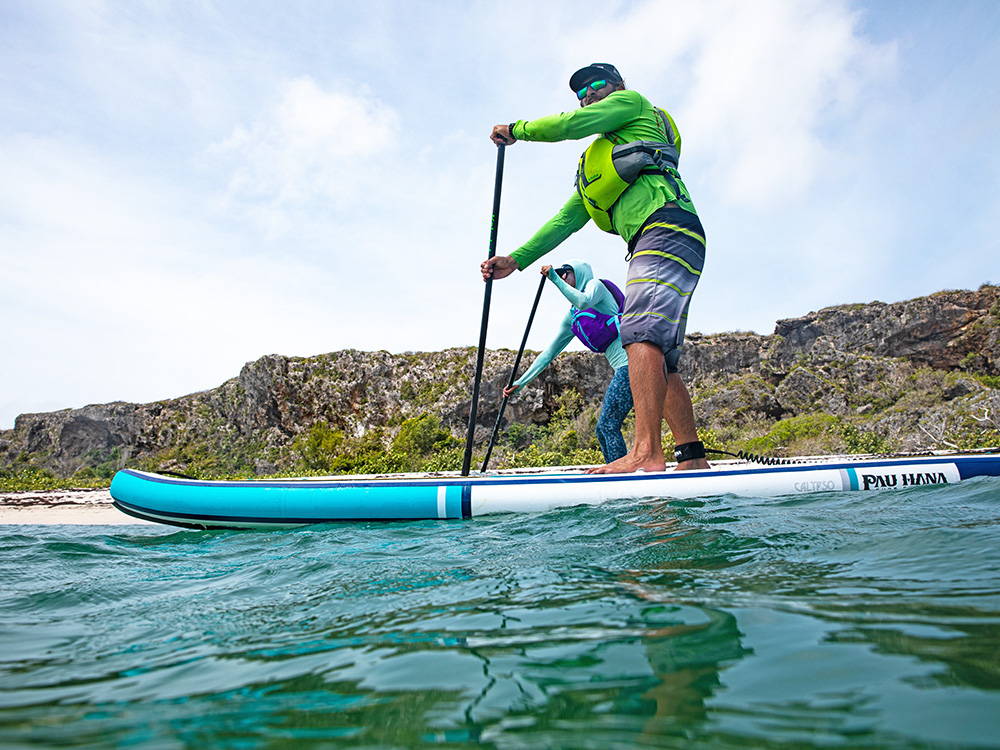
[1,479,999,747]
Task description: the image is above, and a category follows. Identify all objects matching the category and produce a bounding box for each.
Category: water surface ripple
[2,479,999,748]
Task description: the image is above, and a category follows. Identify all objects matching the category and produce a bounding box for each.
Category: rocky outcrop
[1,285,997,477]
[767,287,1000,372]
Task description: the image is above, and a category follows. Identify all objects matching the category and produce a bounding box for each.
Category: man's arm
[511,90,642,143]
[509,193,590,270]
[482,93,641,281]
[482,192,590,280]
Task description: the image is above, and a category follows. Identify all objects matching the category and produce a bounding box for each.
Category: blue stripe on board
[846,467,859,491]
[957,455,1000,480]
[461,484,472,519]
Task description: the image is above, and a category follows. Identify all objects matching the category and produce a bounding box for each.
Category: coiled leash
[674,441,806,466]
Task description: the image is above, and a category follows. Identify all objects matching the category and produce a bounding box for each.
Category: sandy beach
[0,489,152,525]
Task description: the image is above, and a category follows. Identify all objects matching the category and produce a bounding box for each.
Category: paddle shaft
[461,144,506,476]
[480,273,547,473]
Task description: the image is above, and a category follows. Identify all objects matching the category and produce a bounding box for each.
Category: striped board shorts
[619,206,706,373]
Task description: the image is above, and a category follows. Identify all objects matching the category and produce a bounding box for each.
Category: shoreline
[0,488,152,525]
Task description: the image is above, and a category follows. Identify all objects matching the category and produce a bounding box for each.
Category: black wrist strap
[507,122,517,141]
[674,440,706,462]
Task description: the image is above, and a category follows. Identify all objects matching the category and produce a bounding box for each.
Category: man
[504,260,632,462]
[480,63,709,473]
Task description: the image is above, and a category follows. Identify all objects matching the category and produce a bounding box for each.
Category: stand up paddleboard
[110,451,1000,529]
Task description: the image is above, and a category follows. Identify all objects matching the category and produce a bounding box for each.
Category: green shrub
[393,414,460,455]
[0,467,108,491]
[971,373,1000,389]
[550,389,584,425]
[742,413,839,454]
[840,424,892,454]
[296,422,346,471]
[505,444,603,469]
[422,446,465,472]
[291,415,465,475]
[502,421,537,449]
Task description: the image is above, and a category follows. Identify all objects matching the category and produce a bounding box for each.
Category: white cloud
[213,78,400,210]
[558,1,896,208]
[0,123,498,426]
[540,0,902,333]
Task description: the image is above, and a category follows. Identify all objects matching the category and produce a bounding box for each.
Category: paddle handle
[461,144,506,476]
[480,273,546,473]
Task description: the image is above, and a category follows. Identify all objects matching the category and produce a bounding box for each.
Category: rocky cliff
[2,285,998,480]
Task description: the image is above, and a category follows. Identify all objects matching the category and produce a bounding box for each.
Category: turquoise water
[3,480,1000,748]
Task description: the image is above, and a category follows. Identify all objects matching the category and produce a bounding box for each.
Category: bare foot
[586,451,666,474]
[674,458,710,471]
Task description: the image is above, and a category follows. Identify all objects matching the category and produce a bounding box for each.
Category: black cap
[555,264,574,277]
[569,63,623,92]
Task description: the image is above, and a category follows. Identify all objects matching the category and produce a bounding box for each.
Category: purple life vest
[570,279,626,353]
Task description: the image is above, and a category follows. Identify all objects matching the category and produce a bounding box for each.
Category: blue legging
[596,365,633,462]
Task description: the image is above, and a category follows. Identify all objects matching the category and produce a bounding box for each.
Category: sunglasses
[576,79,608,100]
[556,265,574,278]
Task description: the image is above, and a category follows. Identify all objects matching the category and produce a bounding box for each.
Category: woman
[504,259,632,462]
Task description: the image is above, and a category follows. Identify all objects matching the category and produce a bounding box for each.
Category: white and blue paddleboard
[109,451,1000,529]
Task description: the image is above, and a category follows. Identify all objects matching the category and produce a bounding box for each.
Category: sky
[2,0,999,429]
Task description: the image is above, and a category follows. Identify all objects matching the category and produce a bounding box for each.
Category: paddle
[461,143,506,476]
[479,274,547,473]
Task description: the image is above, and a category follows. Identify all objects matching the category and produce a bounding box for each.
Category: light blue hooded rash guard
[513,259,628,389]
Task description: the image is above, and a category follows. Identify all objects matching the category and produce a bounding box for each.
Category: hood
[562,258,594,291]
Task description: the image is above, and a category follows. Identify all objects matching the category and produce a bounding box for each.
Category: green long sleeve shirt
[508,89,695,270]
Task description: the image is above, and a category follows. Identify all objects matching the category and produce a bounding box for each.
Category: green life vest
[575,108,691,233]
